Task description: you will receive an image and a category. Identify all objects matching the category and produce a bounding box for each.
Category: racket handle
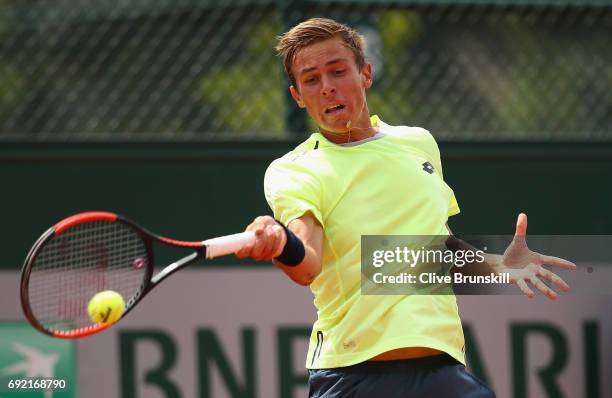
[202,231,256,259]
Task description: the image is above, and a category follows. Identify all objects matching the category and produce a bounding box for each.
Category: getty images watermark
[370,245,510,286]
[361,235,610,296]
[361,235,517,295]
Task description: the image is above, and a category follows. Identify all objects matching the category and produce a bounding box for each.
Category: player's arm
[445,224,498,276]
[236,213,323,286]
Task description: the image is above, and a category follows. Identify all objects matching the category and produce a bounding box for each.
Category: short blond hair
[276,18,366,87]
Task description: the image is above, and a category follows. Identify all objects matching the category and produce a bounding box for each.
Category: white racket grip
[202,231,256,259]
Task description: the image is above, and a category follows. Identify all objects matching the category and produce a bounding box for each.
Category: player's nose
[320,77,336,96]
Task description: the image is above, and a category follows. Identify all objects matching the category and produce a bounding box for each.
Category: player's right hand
[235,216,287,261]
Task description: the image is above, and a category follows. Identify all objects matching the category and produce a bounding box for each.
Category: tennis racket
[20,211,255,339]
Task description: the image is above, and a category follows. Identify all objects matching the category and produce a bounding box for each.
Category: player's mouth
[324,104,345,114]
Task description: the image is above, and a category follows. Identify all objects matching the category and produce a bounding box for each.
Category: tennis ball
[88,290,125,324]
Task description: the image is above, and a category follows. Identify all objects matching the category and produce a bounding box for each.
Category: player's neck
[320,123,377,144]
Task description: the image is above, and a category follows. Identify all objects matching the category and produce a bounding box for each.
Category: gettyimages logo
[0,322,76,397]
[362,235,607,296]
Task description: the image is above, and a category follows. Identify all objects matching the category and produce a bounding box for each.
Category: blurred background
[0,1,611,397]
[1,1,611,139]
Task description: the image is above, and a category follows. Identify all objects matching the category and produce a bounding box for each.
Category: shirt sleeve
[419,129,461,218]
[447,192,460,217]
[263,158,324,226]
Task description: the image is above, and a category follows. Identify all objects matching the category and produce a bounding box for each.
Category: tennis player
[236,18,575,397]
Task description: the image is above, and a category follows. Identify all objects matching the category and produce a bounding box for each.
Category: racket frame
[20,211,208,339]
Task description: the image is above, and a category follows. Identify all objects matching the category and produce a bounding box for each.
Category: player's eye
[333,69,346,75]
[303,76,318,84]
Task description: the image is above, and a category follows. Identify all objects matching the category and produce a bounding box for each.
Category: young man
[236,18,575,397]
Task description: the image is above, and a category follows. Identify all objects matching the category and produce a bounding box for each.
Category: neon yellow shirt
[264,116,464,369]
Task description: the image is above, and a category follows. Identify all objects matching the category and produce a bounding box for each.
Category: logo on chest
[422,161,435,174]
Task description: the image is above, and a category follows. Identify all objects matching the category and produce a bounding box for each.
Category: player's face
[289,37,373,137]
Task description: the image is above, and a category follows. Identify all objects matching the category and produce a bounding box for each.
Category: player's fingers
[253,215,275,227]
[539,254,576,270]
[245,215,276,233]
[515,213,528,237]
[251,231,268,260]
[270,224,286,258]
[236,227,265,258]
[238,216,277,260]
[235,243,254,259]
[529,275,557,300]
[253,224,282,260]
[516,279,535,299]
[258,225,278,260]
[538,268,570,292]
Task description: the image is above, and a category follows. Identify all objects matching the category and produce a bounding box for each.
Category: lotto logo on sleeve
[422,161,435,174]
[0,323,76,397]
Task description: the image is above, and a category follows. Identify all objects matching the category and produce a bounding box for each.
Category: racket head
[20,212,154,338]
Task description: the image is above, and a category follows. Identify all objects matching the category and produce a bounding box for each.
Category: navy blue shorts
[308,354,495,398]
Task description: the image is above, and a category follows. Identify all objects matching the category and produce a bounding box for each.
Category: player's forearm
[274,214,323,286]
[446,235,501,275]
[273,245,321,285]
[236,214,323,285]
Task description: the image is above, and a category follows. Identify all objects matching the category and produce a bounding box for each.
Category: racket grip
[202,231,256,259]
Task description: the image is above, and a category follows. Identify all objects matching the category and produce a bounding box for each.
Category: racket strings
[27,220,148,332]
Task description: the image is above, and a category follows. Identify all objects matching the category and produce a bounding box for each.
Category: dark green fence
[1,1,611,140]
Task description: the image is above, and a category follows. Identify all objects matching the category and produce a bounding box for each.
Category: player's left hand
[498,213,576,300]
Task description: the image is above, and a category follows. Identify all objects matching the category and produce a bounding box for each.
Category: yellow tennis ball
[88,290,125,324]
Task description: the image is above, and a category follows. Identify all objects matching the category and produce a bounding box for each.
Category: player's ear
[361,63,373,89]
[290,85,306,108]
